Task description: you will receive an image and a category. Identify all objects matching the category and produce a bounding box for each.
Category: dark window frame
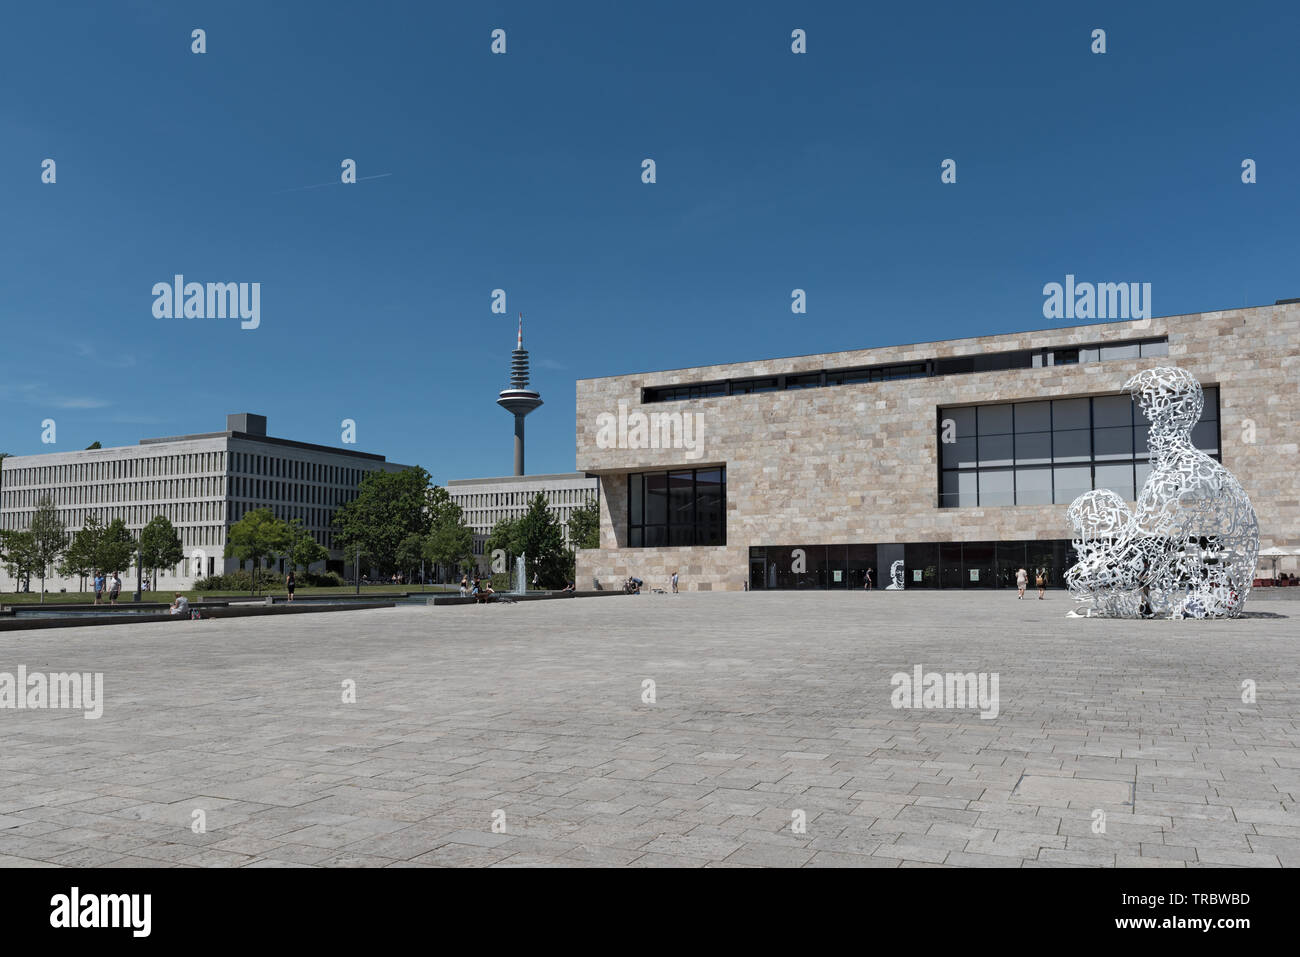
[627,467,726,548]
[642,337,1169,403]
[938,387,1221,508]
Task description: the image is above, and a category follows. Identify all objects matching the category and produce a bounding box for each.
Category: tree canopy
[568,497,601,551]
[423,487,474,577]
[0,530,38,592]
[486,493,570,588]
[224,508,290,593]
[286,518,328,574]
[332,467,432,576]
[139,515,185,583]
[97,518,137,577]
[59,513,103,589]
[29,496,68,601]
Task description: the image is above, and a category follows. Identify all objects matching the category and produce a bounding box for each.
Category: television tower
[496,313,543,475]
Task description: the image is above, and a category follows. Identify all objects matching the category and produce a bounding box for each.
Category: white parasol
[1258,545,1291,580]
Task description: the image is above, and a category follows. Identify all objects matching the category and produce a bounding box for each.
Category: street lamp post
[355,546,360,596]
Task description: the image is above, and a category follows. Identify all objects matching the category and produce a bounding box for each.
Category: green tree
[29,496,68,602]
[0,530,38,593]
[423,487,474,581]
[510,493,569,589]
[224,508,291,594]
[333,467,432,578]
[139,515,184,589]
[286,519,328,575]
[425,485,461,526]
[568,497,601,551]
[485,517,518,573]
[96,518,138,579]
[59,513,104,591]
[424,519,473,581]
[395,533,425,584]
[85,441,102,450]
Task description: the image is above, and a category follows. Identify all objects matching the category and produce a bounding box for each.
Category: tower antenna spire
[497,312,543,475]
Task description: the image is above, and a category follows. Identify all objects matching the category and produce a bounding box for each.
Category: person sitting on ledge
[169,593,190,616]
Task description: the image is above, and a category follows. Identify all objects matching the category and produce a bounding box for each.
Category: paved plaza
[0,591,1297,868]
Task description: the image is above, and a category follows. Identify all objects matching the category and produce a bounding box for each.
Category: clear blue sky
[2,0,1296,481]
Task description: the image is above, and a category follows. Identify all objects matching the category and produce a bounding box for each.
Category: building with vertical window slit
[0,413,412,589]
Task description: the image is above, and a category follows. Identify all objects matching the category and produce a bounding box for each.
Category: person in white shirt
[170,593,190,616]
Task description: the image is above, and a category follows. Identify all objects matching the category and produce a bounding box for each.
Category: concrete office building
[0,413,412,590]
[574,302,1300,591]
[448,472,599,571]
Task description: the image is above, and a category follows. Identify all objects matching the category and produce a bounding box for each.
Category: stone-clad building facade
[574,303,1299,591]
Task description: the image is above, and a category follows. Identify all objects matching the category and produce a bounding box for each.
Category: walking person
[286,569,296,603]
[864,567,873,590]
[532,571,539,591]
[109,572,122,606]
[93,572,105,605]
[671,571,679,594]
[1015,567,1028,600]
[1035,569,1046,600]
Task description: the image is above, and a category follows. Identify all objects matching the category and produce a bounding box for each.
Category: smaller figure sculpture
[1066,489,1140,617]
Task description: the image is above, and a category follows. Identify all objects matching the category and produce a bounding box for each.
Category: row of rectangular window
[942,422,1220,469]
[2,472,368,511]
[0,508,225,546]
[3,452,375,491]
[643,338,1169,403]
[944,390,1218,437]
[938,390,1221,507]
[1,477,227,510]
[3,499,343,548]
[229,451,366,486]
[451,488,596,508]
[1,451,226,488]
[939,462,1173,507]
[230,476,357,506]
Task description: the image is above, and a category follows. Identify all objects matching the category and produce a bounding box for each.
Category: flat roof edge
[576,302,1285,384]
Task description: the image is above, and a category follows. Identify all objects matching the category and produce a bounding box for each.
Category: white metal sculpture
[1066,367,1258,618]
[885,559,905,590]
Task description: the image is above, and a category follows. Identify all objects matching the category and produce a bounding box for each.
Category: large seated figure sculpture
[1066,367,1258,619]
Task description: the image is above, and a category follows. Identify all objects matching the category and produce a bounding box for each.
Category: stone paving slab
[0,591,1295,867]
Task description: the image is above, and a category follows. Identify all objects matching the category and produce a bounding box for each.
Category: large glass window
[627,467,726,547]
[750,540,1080,589]
[939,388,1221,507]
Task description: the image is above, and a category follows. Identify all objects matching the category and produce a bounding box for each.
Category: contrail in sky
[272,173,393,194]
